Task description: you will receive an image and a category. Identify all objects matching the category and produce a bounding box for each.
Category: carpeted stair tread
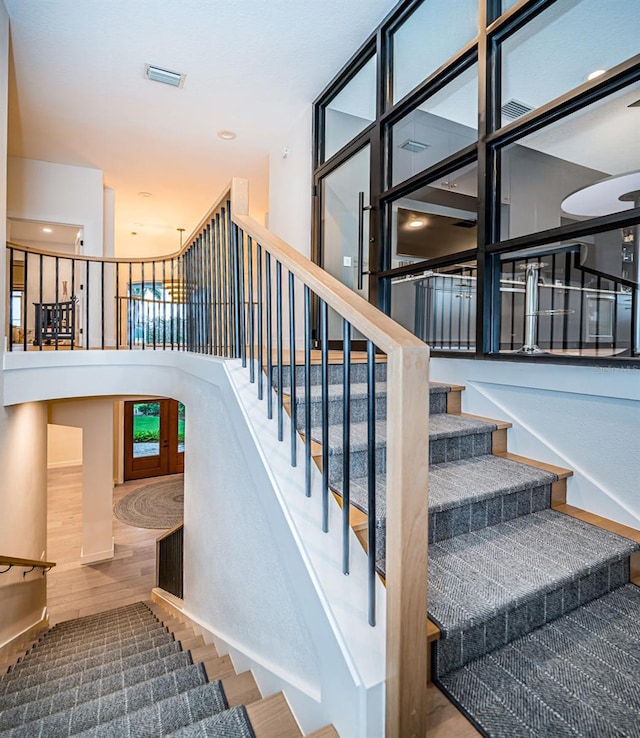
[0,642,182,696]
[0,650,193,711]
[274,361,387,387]
[343,454,555,520]
[423,509,638,638]
[168,704,256,737]
[437,584,640,738]
[51,603,153,629]
[5,632,175,676]
[313,413,494,455]
[66,681,230,738]
[24,622,165,655]
[3,635,178,683]
[0,663,208,732]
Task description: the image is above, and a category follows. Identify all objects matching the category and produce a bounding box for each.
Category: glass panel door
[319,144,372,341]
[124,399,184,480]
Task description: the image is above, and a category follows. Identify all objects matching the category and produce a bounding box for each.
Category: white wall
[431,358,640,529]
[0,1,50,653]
[268,105,313,258]
[3,351,386,737]
[7,157,105,257]
[47,423,82,468]
[49,400,115,563]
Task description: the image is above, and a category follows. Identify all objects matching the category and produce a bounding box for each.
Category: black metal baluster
[596,276,602,354]
[162,259,167,350]
[342,319,352,575]
[266,252,273,419]
[70,258,76,351]
[366,338,377,627]
[55,256,60,351]
[228,201,238,358]
[115,262,120,349]
[23,252,28,352]
[152,261,157,350]
[304,285,312,497]
[257,243,264,400]
[206,224,213,354]
[8,248,14,352]
[214,217,221,355]
[510,260,516,351]
[550,255,557,350]
[276,261,284,442]
[220,211,229,356]
[238,226,247,366]
[321,300,329,533]
[579,267,585,352]
[288,271,297,466]
[128,262,133,350]
[85,260,90,350]
[141,261,145,350]
[38,254,43,351]
[101,261,105,350]
[467,269,473,350]
[563,253,571,351]
[248,236,255,382]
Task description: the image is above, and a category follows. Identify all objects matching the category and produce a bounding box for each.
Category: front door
[316,143,374,344]
[124,399,185,480]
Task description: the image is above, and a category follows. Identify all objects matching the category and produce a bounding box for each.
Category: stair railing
[4,178,430,738]
[0,555,56,575]
[156,523,184,599]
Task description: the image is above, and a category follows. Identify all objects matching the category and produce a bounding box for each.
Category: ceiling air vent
[400,139,430,153]
[501,98,534,121]
[145,64,186,88]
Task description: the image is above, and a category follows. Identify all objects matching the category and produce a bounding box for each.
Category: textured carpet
[0,602,257,738]
[114,476,184,529]
[437,584,640,738]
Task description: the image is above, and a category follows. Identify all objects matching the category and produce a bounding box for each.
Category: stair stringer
[183,359,387,738]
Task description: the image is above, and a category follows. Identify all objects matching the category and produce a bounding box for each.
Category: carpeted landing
[0,602,255,737]
[278,361,640,737]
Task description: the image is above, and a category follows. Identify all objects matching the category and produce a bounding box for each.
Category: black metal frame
[311,0,640,367]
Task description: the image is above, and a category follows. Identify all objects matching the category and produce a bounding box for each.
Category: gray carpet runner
[0,603,256,738]
[280,360,640,736]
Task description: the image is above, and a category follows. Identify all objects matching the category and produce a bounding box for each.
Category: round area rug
[114,476,184,529]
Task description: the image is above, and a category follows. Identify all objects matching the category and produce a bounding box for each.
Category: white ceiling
[5,0,397,256]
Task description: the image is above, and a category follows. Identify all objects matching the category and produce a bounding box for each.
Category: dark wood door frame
[124,399,184,481]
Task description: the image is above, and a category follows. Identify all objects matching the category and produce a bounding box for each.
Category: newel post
[384,344,430,738]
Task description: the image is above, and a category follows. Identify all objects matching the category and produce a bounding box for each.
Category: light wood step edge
[222,669,262,707]
[553,503,640,583]
[495,451,573,505]
[306,726,340,738]
[246,692,303,738]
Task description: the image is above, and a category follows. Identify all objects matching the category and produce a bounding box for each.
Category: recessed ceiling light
[586,69,606,82]
[217,130,237,140]
[42,227,53,233]
[138,191,153,198]
[408,219,426,229]
[145,64,186,88]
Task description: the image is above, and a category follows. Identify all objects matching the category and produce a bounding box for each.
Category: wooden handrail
[0,555,56,571]
[228,178,429,738]
[156,522,183,544]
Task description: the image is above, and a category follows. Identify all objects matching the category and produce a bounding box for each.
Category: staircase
[0,601,337,738]
[282,360,640,737]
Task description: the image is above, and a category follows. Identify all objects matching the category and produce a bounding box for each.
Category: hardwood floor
[46,466,175,625]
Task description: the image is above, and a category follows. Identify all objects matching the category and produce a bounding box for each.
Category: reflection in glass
[324,56,376,161]
[133,402,161,458]
[388,262,477,350]
[500,82,640,240]
[391,63,477,186]
[501,0,519,13]
[177,402,185,454]
[500,0,640,126]
[392,0,477,104]
[390,162,477,270]
[498,235,637,356]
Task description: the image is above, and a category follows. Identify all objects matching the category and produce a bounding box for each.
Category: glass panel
[324,56,376,161]
[133,402,161,458]
[391,63,478,186]
[392,0,478,104]
[388,261,477,350]
[321,145,370,339]
[498,231,638,357]
[390,161,477,270]
[177,402,185,454]
[500,0,640,126]
[500,81,640,240]
[501,0,519,13]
